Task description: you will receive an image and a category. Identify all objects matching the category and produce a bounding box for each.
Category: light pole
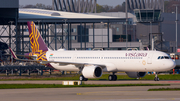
[150,21,154,50]
[8,21,14,64]
[37,20,41,31]
[64,19,68,50]
[173,4,179,52]
[176,5,178,53]
[101,21,103,49]
[125,0,128,50]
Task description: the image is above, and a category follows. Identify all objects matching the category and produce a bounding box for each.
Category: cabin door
[73,54,77,62]
[147,53,153,64]
[101,55,104,62]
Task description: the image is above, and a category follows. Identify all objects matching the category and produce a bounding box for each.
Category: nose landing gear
[154,72,159,81]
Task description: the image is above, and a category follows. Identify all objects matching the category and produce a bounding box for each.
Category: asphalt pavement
[0,80,180,101]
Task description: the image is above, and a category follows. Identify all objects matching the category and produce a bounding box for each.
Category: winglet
[9,47,18,59]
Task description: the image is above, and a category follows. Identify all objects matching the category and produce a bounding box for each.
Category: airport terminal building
[0,0,179,55]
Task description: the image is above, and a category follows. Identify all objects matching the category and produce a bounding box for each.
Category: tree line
[20,1,179,14]
[19,3,52,10]
[19,2,126,13]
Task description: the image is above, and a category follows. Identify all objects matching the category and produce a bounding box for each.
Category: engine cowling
[126,72,146,78]
[82,65,103,78]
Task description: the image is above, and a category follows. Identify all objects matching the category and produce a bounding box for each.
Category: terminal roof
[19,9,126,23]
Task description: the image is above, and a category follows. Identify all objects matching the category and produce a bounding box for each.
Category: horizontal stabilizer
[3,54,37,58]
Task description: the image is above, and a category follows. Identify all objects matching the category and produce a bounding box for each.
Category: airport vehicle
[10,21,176,81]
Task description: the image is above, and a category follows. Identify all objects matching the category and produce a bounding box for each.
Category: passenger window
[158,56,160,59]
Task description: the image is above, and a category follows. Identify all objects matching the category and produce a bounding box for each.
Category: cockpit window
[158,56,170,59]
[161,56,164,59]
[164,56,170,59]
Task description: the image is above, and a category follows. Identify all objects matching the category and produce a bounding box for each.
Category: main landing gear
[79,75,88,81]
[108,72,117,81]
[154,72,159,81]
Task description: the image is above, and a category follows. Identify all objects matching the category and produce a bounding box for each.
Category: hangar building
[0,0,143,56]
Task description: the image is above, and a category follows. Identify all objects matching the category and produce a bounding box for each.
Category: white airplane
[10,21,176,81]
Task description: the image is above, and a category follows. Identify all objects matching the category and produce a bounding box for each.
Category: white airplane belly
[50,63,79,71]
[115,59,149,72]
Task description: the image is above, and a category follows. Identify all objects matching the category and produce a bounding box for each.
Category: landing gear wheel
[108,75,114,81]
[79,75,88,81]
[79,75,84,81]
[154,77,159,81]
[154,72,159,81]
[113,75,117,81]
[108,75,117,81]
[84,78,88,81]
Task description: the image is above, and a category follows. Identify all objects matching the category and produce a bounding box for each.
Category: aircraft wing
[14,58,106,67]
[9,48,106,68]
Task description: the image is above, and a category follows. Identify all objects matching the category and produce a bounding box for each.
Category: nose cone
[166,60,176,70]
[172,61,176,69]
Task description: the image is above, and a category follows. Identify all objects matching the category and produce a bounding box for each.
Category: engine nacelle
[82,65,103,78]
[126,72,146,78]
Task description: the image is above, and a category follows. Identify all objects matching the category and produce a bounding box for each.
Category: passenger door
[147,53,153,64]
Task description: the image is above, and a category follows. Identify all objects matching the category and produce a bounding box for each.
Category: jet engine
[82,65,102,78]
[126,72,146,78]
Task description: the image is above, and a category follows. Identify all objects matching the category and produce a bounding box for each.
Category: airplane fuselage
[46,50,175,72]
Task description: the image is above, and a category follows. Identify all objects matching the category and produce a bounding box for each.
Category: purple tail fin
[27,21,48,52]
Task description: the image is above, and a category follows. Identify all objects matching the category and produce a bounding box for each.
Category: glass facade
[134,9,161,22]
[113,35,131,42]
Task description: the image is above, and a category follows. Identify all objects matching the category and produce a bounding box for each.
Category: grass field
[0,84,170,89]
[148,88,180,91]
[0,74,180,81]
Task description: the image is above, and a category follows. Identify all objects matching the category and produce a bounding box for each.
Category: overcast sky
[19,0,125,7]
